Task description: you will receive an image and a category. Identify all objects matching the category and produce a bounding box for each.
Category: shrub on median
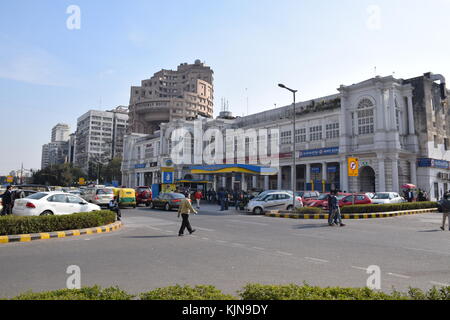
[0,210,116,236]
[294,207,323,215]
[340,201,438,214]
[10,284,450,300]
[12,285,134,300]
[140,285,236,300]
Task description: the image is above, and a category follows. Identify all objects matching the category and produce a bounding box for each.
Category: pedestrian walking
[438,192,450,231]
[177,197,197,236]
[108,196,121,221]
[194,190,202,209]
[1,186,13,216]
[329,190,345,227]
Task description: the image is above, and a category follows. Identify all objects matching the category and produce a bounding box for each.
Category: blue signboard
[163,171,174,184]
[327,166,338,173]
[417,158,449,169]
[299,147,339,158]
[311,167,321,174]
[135,163,146,169]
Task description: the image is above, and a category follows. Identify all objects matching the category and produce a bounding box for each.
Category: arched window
[357,98,374,135]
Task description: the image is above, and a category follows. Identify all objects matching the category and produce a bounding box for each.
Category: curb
[0,221,123,244]
[265,208,437,220]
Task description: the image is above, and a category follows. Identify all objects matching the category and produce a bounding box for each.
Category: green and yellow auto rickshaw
[113,188,136,208]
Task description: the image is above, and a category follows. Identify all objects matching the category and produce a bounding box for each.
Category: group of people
[0,185,27,216]
[402,189,430,202]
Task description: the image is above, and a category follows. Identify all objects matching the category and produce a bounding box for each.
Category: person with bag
[177,197,197,236]
[1,186,13,216]
[330,190,345,227]
[194,190,202,209]
[438,192,450,231]
[108,196,121,221]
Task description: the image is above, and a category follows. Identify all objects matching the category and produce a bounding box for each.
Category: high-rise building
[128,59,214,134]
[74,106,129,172]
[51,123,70,142]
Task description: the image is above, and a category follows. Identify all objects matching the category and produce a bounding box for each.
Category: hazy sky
[1,0,450,175]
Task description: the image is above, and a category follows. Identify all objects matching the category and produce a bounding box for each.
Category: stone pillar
[231,175,236,191]
[407,95,415,135]
[222,176,226,188]
[410,159,417,186]
[377,156,386,192]
[252,175,257,189]
[305,163,311,185]
[340,159,348,192]
[277,168,282,189]
[290,165,295,190]
[241,173,247,191]
[264,176,269,190]
[391,156,399,192]
[389,88,396,130]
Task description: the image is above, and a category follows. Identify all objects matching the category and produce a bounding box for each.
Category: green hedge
[10,284,450,300]
[340,202,438,214]
[0,210,116,236]
[295,207,323,214]
[140,285,235,300]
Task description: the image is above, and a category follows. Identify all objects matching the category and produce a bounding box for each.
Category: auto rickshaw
[113,188,136,208]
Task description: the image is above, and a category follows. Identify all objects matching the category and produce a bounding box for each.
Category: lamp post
[278,83,298,211]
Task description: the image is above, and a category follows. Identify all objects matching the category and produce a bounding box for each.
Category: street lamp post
[278,83,298,211]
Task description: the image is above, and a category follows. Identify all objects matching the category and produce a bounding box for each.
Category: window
[67,195,82,204]
[309,126,322,141]
[48,194,67,203]
[281,131,292,145]
[295,128,306,143]
[357,98,374,135]
[326,123,339,139]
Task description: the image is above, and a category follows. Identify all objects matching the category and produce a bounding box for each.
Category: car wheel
[287,205,293,211]
[40,210,54,216]
[164,203,171,211]
[145,202,150,207]
[148,202,154,209]
[253,207,263,215]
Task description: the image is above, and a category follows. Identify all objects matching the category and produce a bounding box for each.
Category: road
[0,204,449,298]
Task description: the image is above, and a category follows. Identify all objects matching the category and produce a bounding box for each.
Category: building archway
[359,166,376,192]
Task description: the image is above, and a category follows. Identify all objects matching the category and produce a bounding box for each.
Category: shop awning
[190,164,278,176]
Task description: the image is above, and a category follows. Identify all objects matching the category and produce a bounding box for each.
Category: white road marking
[351,266,368,271]
[276,251,293,256]
[304,257,329,263]
[252,247,265,251]
[430,281,450,287]
[196,227,215,232]
[387,272,410,279]
[227,220,268,226]
[231,243,244,247]
[403,247,450,256]
[216,240,228,244]
[201,237,209,240]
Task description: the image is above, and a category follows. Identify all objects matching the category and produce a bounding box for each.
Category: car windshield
[336,195,347,200]
[137,188,150,192]
[26,192,48,200]
[97,189,113,195]
[373,193,390,199]
[171,193,185,199]
[317,194,329,200]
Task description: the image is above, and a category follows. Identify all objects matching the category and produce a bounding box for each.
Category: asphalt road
[0,203,449,298]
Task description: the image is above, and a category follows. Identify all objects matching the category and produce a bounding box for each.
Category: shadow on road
[417,229,443,233]
[293,224,332,230]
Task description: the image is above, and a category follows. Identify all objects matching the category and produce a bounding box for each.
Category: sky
[1,0,450,175]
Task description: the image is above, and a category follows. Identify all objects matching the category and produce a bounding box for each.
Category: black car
[149,193,188,211]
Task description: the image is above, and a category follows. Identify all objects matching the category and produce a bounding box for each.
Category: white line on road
[201,237,209,240]
[276,251,293,256]
[227,220,268,226]
[215,240,228,244]
[196,227,215,232]
[351,266,368,271]
[304,257,329,263]
[387,272,410,279]
[430,281,450,287]
[231,243,245,247]
[252,247,265,251]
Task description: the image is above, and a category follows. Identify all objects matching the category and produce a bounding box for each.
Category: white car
[13,192,101,216]
[371,192,405,204]
[247,192,303,215]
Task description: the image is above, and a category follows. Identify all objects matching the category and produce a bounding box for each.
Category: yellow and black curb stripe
[265,208,437,220]
[0,221,123,244]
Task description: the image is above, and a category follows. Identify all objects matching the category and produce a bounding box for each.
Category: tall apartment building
[41,124,70,169]
[51,123,70,142]
[128,59,214,134]
[74,106,129,172]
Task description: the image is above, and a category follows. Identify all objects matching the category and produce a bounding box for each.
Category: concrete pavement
[0,203,448,298]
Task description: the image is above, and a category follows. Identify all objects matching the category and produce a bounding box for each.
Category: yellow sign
[6,176,13,183]
[161,167,175,172]
[348,158,359,177]
[79,178,86,185]
[161,184,176,193]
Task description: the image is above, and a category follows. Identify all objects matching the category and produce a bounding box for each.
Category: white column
[277,168,282,189]
[389,88,396,130]
[322,162,327,182]
[242,173,247,191]
[410,160,417,186]
[252,175,257,188]
[340,159,348,192]
[290,165,295,190]
[391,156,399,192]
[305,163,311,185]
[222,176,226,188]
[377,156,386,192]
[407,95,415,135]
[231,175,236,190]
[264,176,269,190]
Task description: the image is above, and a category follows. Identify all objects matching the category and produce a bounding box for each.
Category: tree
[32,163,85,187]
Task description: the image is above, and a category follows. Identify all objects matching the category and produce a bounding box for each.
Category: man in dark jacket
[1,186,13,216]
[438,192,450,231]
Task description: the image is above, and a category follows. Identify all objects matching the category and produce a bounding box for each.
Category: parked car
[295,191,321,203]
[149,193,189,211]
[339,194,373,207]
[13,192,101,216]
[135,186,152,207]
[321,193,352,210]
[81,187,114,207]
[255,190,293,200]
[371,192,405,204]
[247,192,303,215]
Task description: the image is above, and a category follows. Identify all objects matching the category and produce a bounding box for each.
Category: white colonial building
[122,72,450,200]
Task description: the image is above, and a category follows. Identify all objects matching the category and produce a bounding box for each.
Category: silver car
[81,187,114,207]
[247,192,303,215]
